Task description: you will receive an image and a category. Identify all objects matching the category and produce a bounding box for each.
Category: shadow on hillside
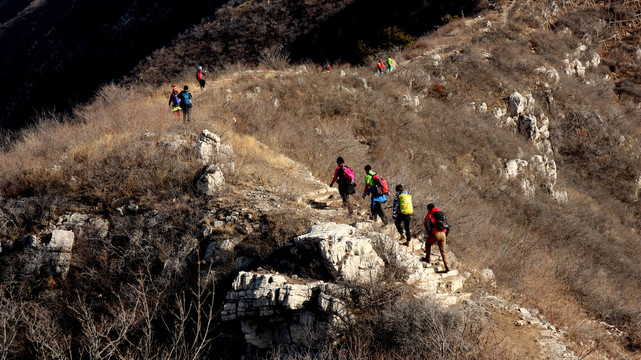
[289,0,488,64]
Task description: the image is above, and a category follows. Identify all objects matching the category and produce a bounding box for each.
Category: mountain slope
[0,0,640,358]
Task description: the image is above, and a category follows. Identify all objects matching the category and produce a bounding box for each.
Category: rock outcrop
[197,165,226,195]
[222,222,471,349]
[293,222,384,283]
[221,271,347,349]
[23,229,75,279]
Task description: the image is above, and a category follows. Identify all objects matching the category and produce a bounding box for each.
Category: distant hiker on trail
[386,57,395,73]
[179,85,193,122]
[326,64,332,71]
[197,66,206,89]
[392,184,413,244]
[362,165,388,225]
[329,157,357,215]
[168,85,182,118]
[377,60,385,74]
[423,203,450,272]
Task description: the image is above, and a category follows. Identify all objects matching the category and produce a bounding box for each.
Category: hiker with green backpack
[392,184,413,245]
[362,165,388,225]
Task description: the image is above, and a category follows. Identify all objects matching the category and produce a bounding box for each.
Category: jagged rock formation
[222,221,471,349]
[221,272,347,349]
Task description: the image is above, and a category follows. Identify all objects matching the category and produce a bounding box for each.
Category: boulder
[509,92,526,116]
[294,223,384,283]
[45,230,75,278]
[197,165,226,195]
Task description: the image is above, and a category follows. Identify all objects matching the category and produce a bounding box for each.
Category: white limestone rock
[505,159,529,179]
[402,95,421,111]
[294,222,384,283]
[197,165,225,195]
[221,271,346,349]
[509,92,526,116]
[521,179,536,198]
[48,230,74,253]
[200,129,221,144]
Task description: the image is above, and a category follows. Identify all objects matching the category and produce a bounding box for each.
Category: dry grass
[1,1,641,358]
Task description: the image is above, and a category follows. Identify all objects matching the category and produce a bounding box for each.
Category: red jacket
[424,208,446,235]
[197,70,204,80]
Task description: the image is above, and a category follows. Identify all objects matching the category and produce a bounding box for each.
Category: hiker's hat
[198,66,202,70]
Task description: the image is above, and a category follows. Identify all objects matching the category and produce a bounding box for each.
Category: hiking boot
[420,256,430,263]
[399,234,405,242]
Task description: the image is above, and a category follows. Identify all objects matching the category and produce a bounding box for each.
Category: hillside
[1,0,641,359]
[0,0,483,131]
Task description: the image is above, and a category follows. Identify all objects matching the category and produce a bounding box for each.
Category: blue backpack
[181,91,192,105]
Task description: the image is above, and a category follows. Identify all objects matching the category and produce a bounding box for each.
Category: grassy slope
[0,0,640,358]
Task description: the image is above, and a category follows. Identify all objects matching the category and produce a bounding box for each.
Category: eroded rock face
[221,271,347,349]
[221,222,471,350]
[504,155,564,202]
[23,230,75,279]
[294,222,384,283]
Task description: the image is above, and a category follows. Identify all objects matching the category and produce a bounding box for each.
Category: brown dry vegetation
[0,0,641,358]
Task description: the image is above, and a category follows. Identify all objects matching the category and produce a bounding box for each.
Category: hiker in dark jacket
[362,165,387,225]
[329,157,356,215]
[423,203,450,272]
[179,85,193,122]
[392,184,412,244]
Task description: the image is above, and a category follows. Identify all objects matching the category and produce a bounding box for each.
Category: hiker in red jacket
[423,203,450,272]
[197,66,206,89]
[329,157,356,215]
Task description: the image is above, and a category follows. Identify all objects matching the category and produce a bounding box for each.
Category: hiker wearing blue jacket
[179,85,193,122]
[362,165,388,225]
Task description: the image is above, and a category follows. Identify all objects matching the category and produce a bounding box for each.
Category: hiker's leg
[345,194,353,214]
[435,232,449,269]
[425,235,437,260]
[373,202,386,224]
[403,215,411,241]
[394,216,404,235]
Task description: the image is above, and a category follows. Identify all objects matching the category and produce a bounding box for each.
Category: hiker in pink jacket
[329,157,356,215]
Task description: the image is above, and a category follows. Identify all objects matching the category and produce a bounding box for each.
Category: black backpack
[432,211,450,233]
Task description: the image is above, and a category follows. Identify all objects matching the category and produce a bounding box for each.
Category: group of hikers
[329,157,451,273]
[168,66,207,121]
[376,57,396,74]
